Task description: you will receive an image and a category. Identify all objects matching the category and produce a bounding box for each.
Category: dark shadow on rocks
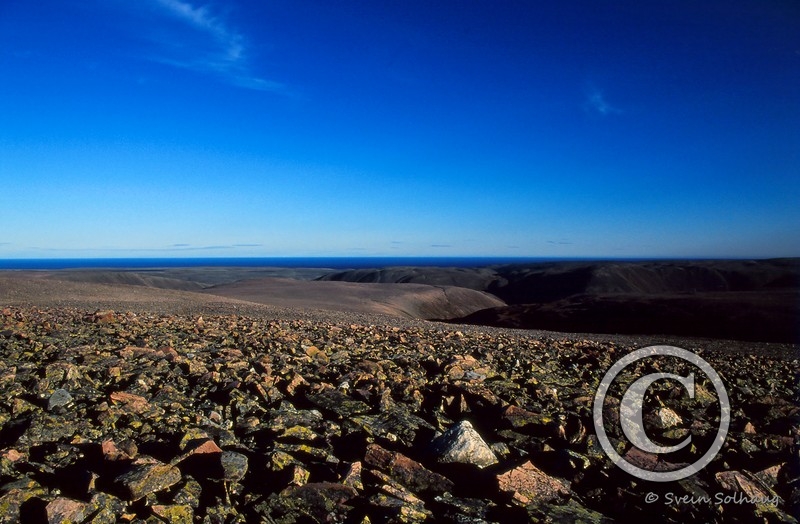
[19,497,48,524]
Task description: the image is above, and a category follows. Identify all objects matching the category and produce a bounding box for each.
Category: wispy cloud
[586,88,620,116]
[32,244,256,253]
[147,0,284,92]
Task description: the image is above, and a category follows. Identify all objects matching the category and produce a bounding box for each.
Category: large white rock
[430,420,498,469]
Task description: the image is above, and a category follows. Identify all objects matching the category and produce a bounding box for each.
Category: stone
[170,477,203,508]
[501,404,552,431]
[115,461,182,501]
[342,461,364,490]
[151,504,193,524]
[652,407,683,429]
[715,470,773,500]
[350,405,436,449]
[102,439,137,462]
[307,387,371,418]
[623,446,688,473]
[496,460,570,505]
[109,391,151,414]
[220,450,249,482]
[289,464,311,486]
[0,478,47,523]
[432,493,492,522]
[755,464,783,487]
[444,355,493,381]
[47,388,73,411]
[46,497,89,524]
[364,443,454,495]
[1,449,24,462]
[85,492,127,523]
[368,468,427,507]
[172,430,223,465]
[430,420,498,469]
[273,483,358,522]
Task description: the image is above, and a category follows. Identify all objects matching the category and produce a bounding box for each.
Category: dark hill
[454,291,799,343]
[317,266,502,290]
[319,259,800,342]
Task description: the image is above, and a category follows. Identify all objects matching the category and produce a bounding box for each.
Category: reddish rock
[715,470,773,500]
[342,461,363,490]
[496,460,570,505]
[444,355,493,381]
[109,391,150,414]
[171,436,223,466]
[93,310,117,323]
[102,439,138,462]
[755,463,784,487]
[46,497,89,524]
[365,444,454,495]
[623,446,688,473]
[1,449,24,462]
[285,373,309,396]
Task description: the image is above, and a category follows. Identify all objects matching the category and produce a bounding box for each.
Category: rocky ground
[0,305,798,523]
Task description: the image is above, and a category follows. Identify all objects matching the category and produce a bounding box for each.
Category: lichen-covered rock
[0,478,47,524]
[262,482,358,522]
[114,461,182,501]
[306,386,371,418]
[45,497,89,524]
[365,443,454,495]
[220,450,249,482]
[151,504,193,524]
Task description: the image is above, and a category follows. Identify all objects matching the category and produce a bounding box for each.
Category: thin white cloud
[32,244,252,252]
[586,88,621,116]
[154,0,242,61]
[147,0,284,92]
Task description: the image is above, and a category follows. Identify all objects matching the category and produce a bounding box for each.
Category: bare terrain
[2,258,798,343]
[0,262,798,522]
[0,270,504,321]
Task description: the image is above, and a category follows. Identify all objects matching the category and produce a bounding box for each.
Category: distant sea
[0,257,585,271]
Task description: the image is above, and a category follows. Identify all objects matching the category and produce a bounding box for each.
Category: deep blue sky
[1,1,798,258]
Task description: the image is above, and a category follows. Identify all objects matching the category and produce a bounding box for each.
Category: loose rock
[430,420,499,469]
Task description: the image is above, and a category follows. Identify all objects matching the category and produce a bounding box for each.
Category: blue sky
[1,0,798,259]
